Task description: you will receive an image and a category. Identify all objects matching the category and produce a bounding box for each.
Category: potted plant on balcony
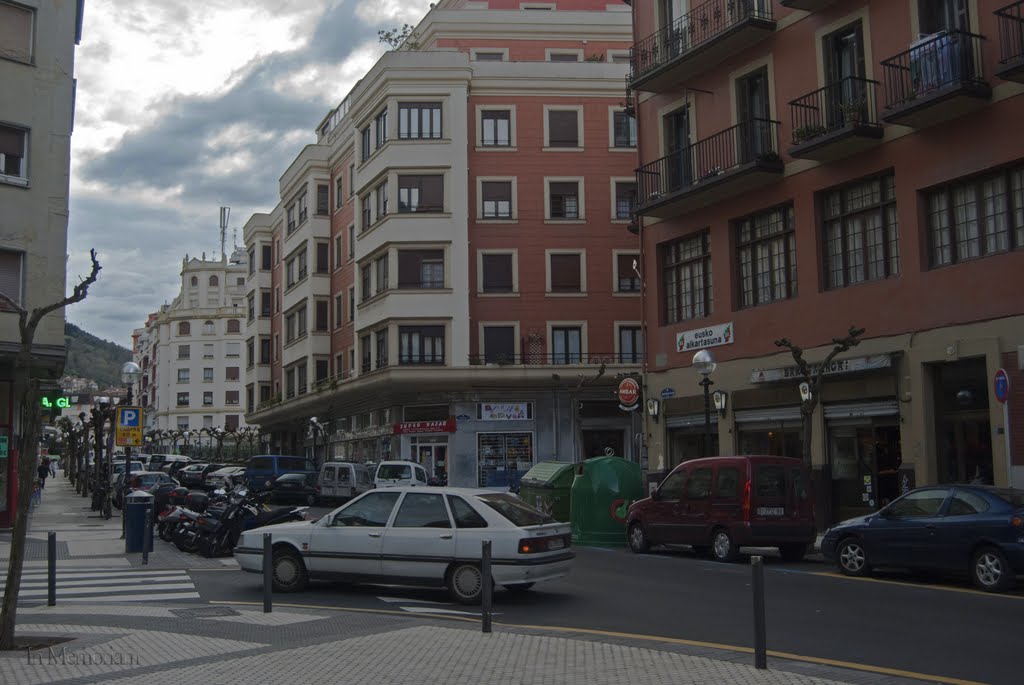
[838,98,867,123]
[793,123,827,143]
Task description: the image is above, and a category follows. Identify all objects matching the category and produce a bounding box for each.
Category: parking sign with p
[115,406,143,447]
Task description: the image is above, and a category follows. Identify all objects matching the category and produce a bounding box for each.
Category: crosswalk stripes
[0,567,201,604]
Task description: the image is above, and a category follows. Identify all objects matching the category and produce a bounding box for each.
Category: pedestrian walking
[37,458,50,489]
[49,458,57,477]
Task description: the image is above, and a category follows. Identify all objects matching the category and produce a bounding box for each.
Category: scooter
[196,491,308,558]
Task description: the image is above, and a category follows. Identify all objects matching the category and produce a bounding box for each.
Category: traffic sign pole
[994,370,1011,488]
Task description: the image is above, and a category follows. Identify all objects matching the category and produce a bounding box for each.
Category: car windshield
[478,493,553,526]
[991,488,1024,508]
[378,464,411,480]
[136,475,159,486]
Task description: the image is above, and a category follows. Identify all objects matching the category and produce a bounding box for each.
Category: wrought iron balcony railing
[629,0,773,86]
[880,30,987,109]
[996,1,1024,66]
[789,76,881,145]
[636,119,781,207]
[468,352,642,366]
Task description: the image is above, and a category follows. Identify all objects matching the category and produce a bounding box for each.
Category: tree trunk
[801,403,814,469]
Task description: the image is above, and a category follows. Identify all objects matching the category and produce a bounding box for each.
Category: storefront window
[668,427,719,468]
[932,359,992,484]
[478,432,533,488]
[409,436,448,483]
[737,426,802,458]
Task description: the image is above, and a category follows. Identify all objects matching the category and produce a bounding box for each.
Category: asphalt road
[189,539,1022,685]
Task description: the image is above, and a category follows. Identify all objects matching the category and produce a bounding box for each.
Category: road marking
[810,570,1024,599]
[211,600,985,685]
[13,582,197,599]
[400,607,500,617]
[3,575,186,589]
[377,596,452,605]
[2,567,200,604]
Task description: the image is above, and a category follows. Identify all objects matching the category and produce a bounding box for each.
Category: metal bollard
[142,506,152,565]
[751,555,767,669]
[481,540,492,634]
[47,531,56,606]
[262,533,272,613]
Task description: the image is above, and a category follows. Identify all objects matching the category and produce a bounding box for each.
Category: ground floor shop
[644,319,1024,525]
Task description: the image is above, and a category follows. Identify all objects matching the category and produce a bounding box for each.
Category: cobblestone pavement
[0,473,945,685]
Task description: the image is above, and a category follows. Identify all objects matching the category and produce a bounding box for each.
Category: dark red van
[626,456,815,562]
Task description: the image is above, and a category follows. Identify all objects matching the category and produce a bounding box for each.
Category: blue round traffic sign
[994,369,1009,404]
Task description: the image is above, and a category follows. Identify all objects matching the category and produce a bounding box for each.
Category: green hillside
[63,322,132,388]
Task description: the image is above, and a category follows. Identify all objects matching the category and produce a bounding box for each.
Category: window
[552,327,582,364]
[248,248,256,275]
[549,52,579,62]
[927,165,1024,266]
[375,255,389,292]
[685,468,713,499]
[227,319,240,333]
[824,174,900,288]
[375,329,389,368]
[261,245,272,270]
[178,345,190,360]
[399,326,445,365]
[297,305,307,336]
[315,300,329,331]
[260,338,271,365]
[348,226,355,259]
[177,392,189,407]
[736,206,797,308]
[297,250,308,280]
[547,110,579,148]
[447,495,488,528]
[663,233,711,323]
[298,193,308,225]
[361,334,372,372]
[549,253,582,293]
[398,103,442,139]
[203,320,215,335]
[190,276,198,287]
[0,249,21,309]
[948,490,989,516]
[226,342,240,357]
[398,250,445,288]
[209,275,219,287]
[260,291,271,317]
[716,467,741,499]
[918,0,970,34]
[481,253,513,293]
[610,111,634,148]
[178,369,190,383]
[0,124,27,183]
[549,181,580,219]
[316,359,329,383]
[177,322,191,336]
[317,184,329,214]
[349,287,355,320]
[615,181,637,220]
[482,181,512,218]
[481,110,511,147]
[617,253,641,293]
[658,471,686,500]
[203,343,214,359]
[177,417,190,430]
[226,366,240,381]
[286,367,295,397]
[334,294,343,329]
[297,363,308,394]
[483,326,516,364]
[349,163,355,194]
[202,368,213,382]
[335,176,344,209]
[397,175,444,213]
[0,3,33,62]
[332,491,400,527]
[316,242,329,274]
[375,108,389,149]
[334,236,342,269]
[361,265,371,301]
[203,391,214,406]
[474,51,506,61]
[394,493,450,528]
[360,126,371,161]
[375,181,388,219]
[225,390,239,406]
[885,488,949,518]
[618,326,642,364]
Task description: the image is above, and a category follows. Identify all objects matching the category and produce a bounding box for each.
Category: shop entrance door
[933,358,993,485]
[581,430,624,459]
[829,423,901,523]
[412,441,448,484]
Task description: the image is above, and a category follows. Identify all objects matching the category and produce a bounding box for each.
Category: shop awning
[824,400,899,419]
[665,413,719,428]
[734,406,802,423]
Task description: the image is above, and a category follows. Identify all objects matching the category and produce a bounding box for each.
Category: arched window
[203,320,215,335]
[178,322,191,336]
[209,275,219,287]
[227,319,241,333]
[190,276,198,287]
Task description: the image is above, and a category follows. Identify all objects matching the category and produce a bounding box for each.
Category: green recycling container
[570,457,644,546]
[518,461,574,522]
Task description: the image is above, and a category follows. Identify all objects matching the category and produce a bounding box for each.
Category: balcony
[468,352,638,366]
[629,0,775,93]
[880,30,991,129]
[996,1,1024,82]
[788,77,884,162]
[635,119,784,218]
[779,0,837,10]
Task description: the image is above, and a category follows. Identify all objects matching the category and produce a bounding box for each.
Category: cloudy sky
[66,0,433,347]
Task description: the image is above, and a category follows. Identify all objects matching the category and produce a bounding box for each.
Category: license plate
[757,507,784,517]
[547,538,565,550]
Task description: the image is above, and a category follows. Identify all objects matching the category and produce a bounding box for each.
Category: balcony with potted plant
[788,76,884,162]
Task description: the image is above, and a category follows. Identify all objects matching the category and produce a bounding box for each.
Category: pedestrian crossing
[0,567,201,604]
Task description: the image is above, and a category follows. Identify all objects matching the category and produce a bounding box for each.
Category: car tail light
[1012,515,1023,529]
[518,534,570,554]
[742,480,751,523]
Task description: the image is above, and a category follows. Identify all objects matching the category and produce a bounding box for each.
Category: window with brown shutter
[398,250,445,288]
[483,326,516,363]
[398,175,444,213]
[481,254,513,292]
[0,124,27,179]
[482,181,512,218]
[0,3,33,62]
[227,319,241,333]
[550,253,581,292]
[617,254,641,292]
[225,366,240,381]
[549,182,579,219]
[316,242,330,273]
[548,110,578,147]
[0,249,23,309]
[225,390,239,405]
[317,184,329,214]
[315,300,329,331]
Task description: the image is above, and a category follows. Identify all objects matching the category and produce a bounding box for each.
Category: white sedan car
[234,486,574,603]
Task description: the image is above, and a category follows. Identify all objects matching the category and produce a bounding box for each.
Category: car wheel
[711,529,738,563]
[971,547,1014,593]
[447,563,484,604]
[779,543,807,562]
[504,582,534,594]
[272,548,308,593]
[628,522,650,554]
[836,538,870,577]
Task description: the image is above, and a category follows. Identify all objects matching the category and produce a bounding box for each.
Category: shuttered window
[0,249,23,309]
[0,2,33,62]
[548,110,579,147]
[481,254,513,293]
[549,253,581,292]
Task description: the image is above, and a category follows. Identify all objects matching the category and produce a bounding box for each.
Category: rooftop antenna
[219,206,230,262]
[233,228,238,249]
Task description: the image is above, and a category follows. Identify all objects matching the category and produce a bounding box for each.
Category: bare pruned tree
[0,250,101,650]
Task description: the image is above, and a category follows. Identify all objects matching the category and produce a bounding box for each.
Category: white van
[316,462,373,503]
[374,460,429,489]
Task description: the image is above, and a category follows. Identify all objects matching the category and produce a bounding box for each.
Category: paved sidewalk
[0,472,944,685]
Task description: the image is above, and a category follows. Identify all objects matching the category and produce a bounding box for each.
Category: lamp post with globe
[692,350,716,458]
[119,361,142,538]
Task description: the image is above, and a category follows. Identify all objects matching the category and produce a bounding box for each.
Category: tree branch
[27,249,101,332]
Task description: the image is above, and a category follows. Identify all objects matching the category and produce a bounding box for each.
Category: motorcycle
[169,488,237,553]
[195,490,308,558]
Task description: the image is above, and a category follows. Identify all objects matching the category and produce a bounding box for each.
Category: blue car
[821,485,1024,592]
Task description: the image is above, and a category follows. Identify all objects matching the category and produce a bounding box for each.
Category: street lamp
[309,417,324,468]
[119,361,142,538]
[693,350,717,458]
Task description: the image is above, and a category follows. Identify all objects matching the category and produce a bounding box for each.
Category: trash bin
[569,457,644,546]
[125,491,154,553]
[518,461,574,522]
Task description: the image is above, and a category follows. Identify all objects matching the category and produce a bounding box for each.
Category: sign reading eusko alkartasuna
[676,322,734,352]
[750,354,893,384]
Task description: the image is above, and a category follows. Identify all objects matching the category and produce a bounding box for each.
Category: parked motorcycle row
[156,485,309,558]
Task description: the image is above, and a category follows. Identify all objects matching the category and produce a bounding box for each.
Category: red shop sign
[393,418,457,434]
